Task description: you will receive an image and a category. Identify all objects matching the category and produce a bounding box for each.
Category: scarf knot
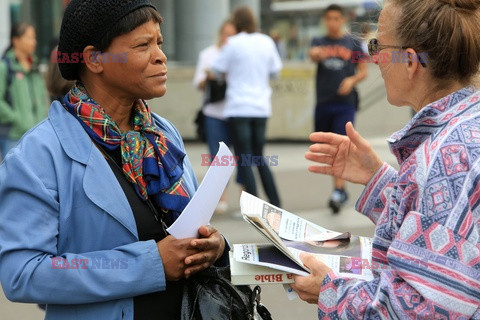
[63,83,190,218]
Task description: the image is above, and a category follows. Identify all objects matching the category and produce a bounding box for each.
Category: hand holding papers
[167,142,234,238]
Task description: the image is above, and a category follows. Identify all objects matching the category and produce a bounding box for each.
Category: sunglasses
[368,38,427,67]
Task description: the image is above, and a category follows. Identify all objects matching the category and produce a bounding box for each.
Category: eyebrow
[134,34,163,42]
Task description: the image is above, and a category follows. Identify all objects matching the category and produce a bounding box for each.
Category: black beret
[58,0,157,80]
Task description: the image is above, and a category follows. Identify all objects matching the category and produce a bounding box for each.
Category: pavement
[0,85,412,319]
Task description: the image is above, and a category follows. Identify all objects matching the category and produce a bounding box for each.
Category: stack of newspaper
[230,192,374,285]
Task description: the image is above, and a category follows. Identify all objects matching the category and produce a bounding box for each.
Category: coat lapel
[49,101,138,238]
[83,145,139,238]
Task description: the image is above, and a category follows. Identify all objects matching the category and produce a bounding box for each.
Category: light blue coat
[0,101,198,319]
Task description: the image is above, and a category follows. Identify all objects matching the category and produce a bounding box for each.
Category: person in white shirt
[193,20,237,213]
[212,6,282,206]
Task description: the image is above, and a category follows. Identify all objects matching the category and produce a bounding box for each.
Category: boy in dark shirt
[310,4,367,213]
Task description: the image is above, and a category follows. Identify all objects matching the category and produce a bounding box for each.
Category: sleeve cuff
[146,240,167,291]
[355,163,396,221]
[317,271,341,316]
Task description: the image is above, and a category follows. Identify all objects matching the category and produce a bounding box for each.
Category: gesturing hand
[305,122,383,185]
[184,225,225,277]
[337,77,355,96]
[309,47,327,62]
[290,253,332,304]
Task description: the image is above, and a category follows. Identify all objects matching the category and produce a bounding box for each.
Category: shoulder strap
[2,57,15,106]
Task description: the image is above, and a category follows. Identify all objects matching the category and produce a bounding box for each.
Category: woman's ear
[404,48,421,80]
[82,45,104,75]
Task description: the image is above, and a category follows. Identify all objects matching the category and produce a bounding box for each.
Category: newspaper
[235,192,374,281]
[241,192,350,242]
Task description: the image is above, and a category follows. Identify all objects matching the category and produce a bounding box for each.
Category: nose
[153,45,167,65]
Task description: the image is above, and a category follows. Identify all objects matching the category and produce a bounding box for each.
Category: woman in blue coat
[0,1,228,319]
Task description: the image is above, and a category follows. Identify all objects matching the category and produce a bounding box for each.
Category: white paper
[167,142,234,238]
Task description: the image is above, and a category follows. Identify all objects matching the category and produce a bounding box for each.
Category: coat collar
[4,48,39,73]
[387,87,478,164]
[49,100,138,238]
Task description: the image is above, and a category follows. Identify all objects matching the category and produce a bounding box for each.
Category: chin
[143,87,167,100]
[385,88,403,107]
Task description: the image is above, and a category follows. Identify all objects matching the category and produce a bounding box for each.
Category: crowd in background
[0,5,368,212]
[194,5,368,214]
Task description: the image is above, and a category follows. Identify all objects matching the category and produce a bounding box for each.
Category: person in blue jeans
[212,7,282,207]
[193,20,237,213]
[309,4,367,213]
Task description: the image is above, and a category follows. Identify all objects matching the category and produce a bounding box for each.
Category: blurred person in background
[309,4,367,213]
[193,20,237,214]
[293,0,480,318]
[212,6,283,207]
[0,23,48,161]
[270,29,287,60]
[46,45,75,101]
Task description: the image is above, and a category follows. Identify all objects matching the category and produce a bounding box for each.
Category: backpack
[1,57,15,106]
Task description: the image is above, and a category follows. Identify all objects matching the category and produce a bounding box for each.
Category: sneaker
[328,189,348,214]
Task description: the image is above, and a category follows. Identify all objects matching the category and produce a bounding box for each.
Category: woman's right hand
[157,235,198,281]
[305,122,383,185]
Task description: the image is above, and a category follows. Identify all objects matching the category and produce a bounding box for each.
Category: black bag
[181,266,272,320]
[205,79,226,104]
[193,79,227,142]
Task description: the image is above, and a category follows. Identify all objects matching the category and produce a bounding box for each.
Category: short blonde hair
[387,0,480,86]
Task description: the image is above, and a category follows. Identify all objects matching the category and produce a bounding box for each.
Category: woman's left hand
[290,253,332,304]
[184,225,225,277]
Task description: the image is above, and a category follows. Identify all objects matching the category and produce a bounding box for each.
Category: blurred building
[0,0,261,63]
[0,0,380,63]
[264,0,381,60]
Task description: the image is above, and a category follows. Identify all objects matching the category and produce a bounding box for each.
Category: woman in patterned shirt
[291,0,480,319]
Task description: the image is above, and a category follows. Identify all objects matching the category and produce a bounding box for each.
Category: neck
[328,31,343,39]
[82,80,135,132]
[14,48,31,68]
[414,81,465,112]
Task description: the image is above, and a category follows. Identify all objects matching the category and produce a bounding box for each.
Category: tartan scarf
[62,83,190,218]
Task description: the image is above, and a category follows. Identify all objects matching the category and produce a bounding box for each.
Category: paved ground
[0,85,412,319]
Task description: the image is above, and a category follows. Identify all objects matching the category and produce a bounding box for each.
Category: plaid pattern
[63,83,190,215]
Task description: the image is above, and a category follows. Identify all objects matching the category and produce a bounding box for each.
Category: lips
[151,71,167,78]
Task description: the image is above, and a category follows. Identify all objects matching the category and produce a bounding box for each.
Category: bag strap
[252,286,272,320]
[2,57,15,106]
[100,143,169,234]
